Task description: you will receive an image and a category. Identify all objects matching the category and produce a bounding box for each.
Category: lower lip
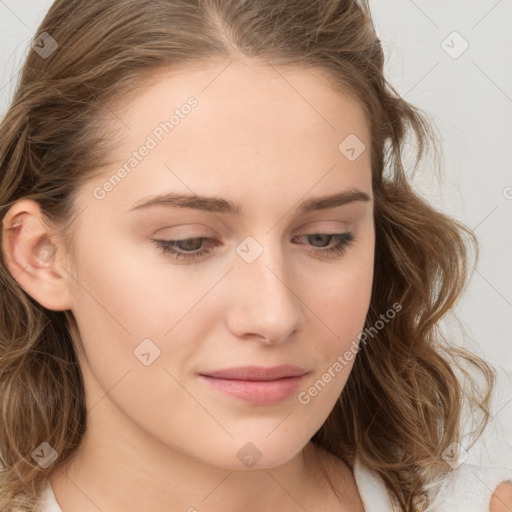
[199,374,307,405]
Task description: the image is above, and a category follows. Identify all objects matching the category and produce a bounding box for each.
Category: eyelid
[151,219,351,237]
[298,220,352,231]
[151,224,215,238]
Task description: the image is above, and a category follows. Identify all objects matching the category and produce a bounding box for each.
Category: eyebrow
[129,188,371,215]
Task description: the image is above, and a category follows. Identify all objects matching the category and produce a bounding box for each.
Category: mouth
[198,365,309,405]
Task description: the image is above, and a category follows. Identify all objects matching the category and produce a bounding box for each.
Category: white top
[37,369,512,512]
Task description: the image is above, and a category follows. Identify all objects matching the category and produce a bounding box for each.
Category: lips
[200,365,308,381]
[198,365,309,405]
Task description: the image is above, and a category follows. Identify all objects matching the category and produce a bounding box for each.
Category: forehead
[114,59,370,143]
[85,60,372,211]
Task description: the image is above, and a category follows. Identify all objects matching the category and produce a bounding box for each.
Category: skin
[2,60,375,511]
[490,481,512,512]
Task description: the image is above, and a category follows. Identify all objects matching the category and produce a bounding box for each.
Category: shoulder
[429,366,512,511]
[352,367,512,511]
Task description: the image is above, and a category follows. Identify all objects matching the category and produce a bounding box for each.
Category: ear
[1,199,74,311]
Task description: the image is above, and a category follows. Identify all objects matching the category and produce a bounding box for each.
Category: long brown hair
[0,1,494,510]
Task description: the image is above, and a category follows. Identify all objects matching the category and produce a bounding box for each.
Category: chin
[198,433,309,471]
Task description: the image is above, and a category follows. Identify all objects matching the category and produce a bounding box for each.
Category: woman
[0,0,510,510]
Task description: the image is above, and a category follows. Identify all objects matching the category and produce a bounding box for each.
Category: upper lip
[200,365,308,381]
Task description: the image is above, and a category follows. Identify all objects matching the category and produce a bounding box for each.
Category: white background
[1,1,511,370]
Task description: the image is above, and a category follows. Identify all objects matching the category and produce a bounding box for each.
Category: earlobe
[1,199,74,311]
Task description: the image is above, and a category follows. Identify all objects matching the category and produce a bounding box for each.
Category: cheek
[67,225,221,408]
[310,237,374,352]
[69,226,192,336]
[295,255,374,422]
[66,233,168,388]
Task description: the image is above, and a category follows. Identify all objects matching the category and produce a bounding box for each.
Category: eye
[291,232,355,257]
[153,231,355,263]
[153,237,215,262]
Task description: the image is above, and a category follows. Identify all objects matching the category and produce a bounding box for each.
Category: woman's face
[65,60,375,469]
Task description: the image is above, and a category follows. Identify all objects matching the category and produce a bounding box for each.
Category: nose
[225,242,306,345]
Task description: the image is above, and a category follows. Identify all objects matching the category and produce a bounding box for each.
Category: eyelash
[153,232,355,263]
